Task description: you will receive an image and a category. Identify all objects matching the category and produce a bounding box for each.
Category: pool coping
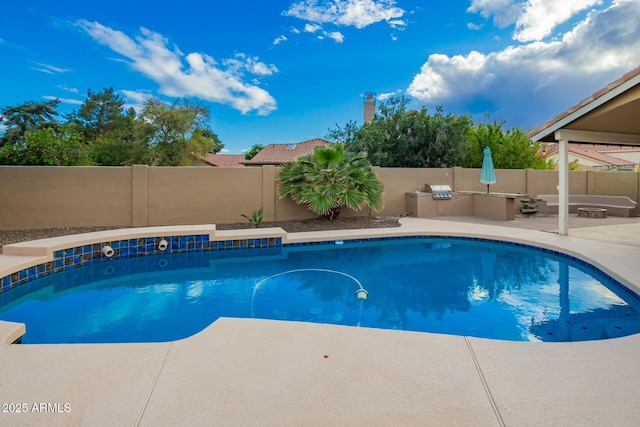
[1,218,639,344]
[1,218,640,425]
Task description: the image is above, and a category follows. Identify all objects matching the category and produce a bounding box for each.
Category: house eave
[530,71,640,144]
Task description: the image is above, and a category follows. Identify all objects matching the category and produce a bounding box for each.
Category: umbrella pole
[486,184,489,194]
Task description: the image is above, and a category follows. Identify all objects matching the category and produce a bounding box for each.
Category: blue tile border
[0,235,282,294]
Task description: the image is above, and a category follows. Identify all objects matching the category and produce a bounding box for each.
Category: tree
[0,126,91,166]
[88,106,146,166]
[462,119,553,170]
[193,127,223,154]
[0,92,226,166]
[137,98,221,165]
[91,132,151,166]
[0,99,60,146]
[67,88,125,140]
[278,144,384,220]
[329,96,472,168]
[244,144,264,160]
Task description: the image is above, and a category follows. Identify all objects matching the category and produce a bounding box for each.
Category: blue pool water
[1,237,640,343]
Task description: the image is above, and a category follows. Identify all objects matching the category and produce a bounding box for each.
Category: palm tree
[278,143,384,220]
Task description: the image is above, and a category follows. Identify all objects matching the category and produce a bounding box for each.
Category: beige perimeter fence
[1,165,639,230]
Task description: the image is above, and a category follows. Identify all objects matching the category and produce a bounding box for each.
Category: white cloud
[408,51,491,101]
[120,90,150,104]
[76,20,277,115]
[468,0,606,42]
[0,37,28,52]
[301,24,345,43]
[408,0,640,125]
[284,0,405,29]
[56,84,79,94]
[326,31,345,42]
[304,23,322,33]
[273,35,288,45]
[30,62,71,75]
[467,0,523,28]
[42,95,83,105]
[304,23,344,43]
[514,0,604,42]
[223,53,279,76]
[467,22,484,31]
[388,19,407,29]
[120,89,152,112]
[378,89,402,101]
[249,61,279,75]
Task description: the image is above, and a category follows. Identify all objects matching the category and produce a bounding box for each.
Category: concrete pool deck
[1,217,640,426]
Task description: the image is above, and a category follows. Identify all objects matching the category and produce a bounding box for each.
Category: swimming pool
[1,236,639,343]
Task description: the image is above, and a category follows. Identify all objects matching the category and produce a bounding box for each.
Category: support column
[586,170,595,195]
[637,169,640,208]
[525,168,534,197]
[262,165,276,222]
[131,165,149,227]
[558,139,569,235]
[452,166,463,192]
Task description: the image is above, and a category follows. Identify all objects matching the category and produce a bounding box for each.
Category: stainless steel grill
[429,184,452,200]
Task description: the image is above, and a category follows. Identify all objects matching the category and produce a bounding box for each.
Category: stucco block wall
[376,167,453,216]
[496,170,528,194]
[146,166,264,225]
[454,168,527,194]
[0,165,637,230]
[525,170,589,196]
[590,171,639,202]
[0,166,132,229]
[569,171,588,194]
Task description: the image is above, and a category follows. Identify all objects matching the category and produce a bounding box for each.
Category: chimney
[364,92,376,124]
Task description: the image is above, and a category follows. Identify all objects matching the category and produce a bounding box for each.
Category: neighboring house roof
[529,65,640,143]
[541,143,635,166]
[242,138,333,165]
[202,154,246,167]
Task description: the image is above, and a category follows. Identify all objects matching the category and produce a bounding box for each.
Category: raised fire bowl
[577,207,607,218]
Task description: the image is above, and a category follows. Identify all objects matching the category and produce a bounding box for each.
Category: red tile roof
[541,143,636,166]
[242,138,333,165]
[202,154,246,167]
[529,65,640,139]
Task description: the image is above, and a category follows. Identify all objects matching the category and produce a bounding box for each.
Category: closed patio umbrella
[480,146,496,194]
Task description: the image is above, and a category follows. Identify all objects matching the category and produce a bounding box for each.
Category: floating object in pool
[309,307,322,316]
[356,289,368,300]
[335,240,344,245]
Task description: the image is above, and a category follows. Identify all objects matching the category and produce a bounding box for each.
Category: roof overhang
[554,129,640,145]
[530,69,640,145]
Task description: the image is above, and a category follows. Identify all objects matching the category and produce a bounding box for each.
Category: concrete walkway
[1,218,640,426]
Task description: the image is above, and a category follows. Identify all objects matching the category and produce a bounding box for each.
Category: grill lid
[429,184,452,199]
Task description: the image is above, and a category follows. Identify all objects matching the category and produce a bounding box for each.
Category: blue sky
[1,0,638,154]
